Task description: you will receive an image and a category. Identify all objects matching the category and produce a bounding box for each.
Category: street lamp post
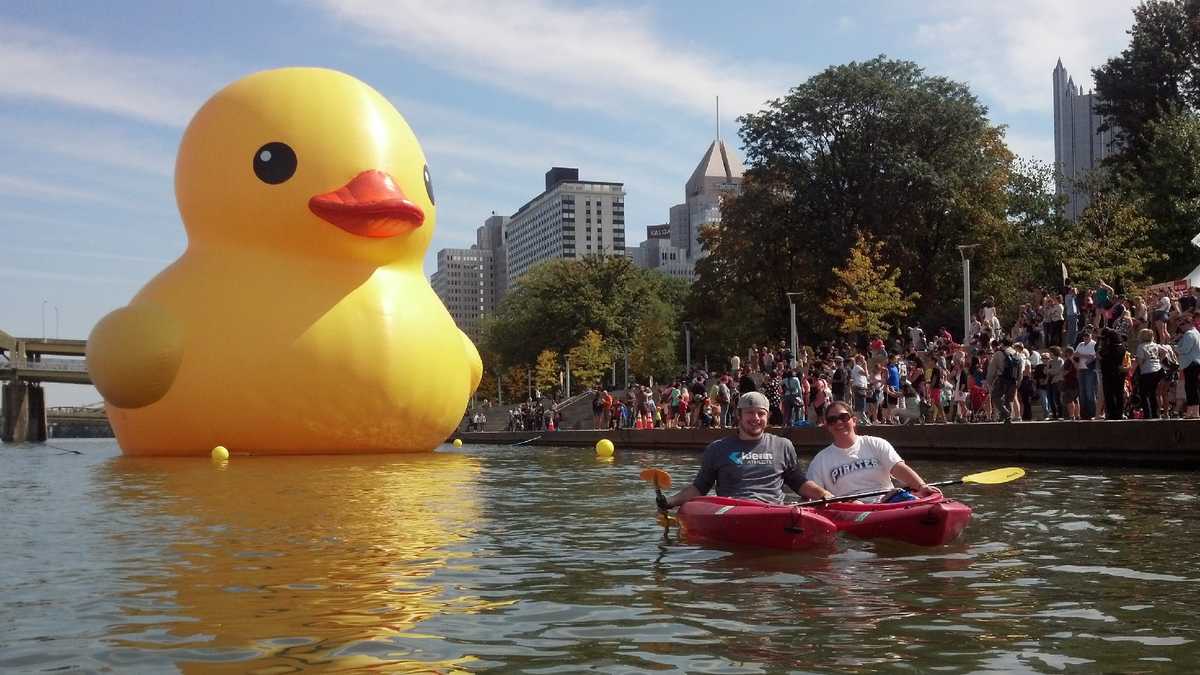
[41,300,47,340]
[785,292,802,365]
[957,245,979,342]
[682,322,692,373]
[55,306,60,339]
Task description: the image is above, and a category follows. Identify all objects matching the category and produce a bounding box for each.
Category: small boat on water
[674,495,839,550]
[676,494,972,551]
[823,494,973,546]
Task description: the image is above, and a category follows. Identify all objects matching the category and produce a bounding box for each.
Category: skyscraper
[430,214,507,343]
[631,138,744,280]
[430,168,625,338]
[1053,59,1119,221]
[504,168,626,287]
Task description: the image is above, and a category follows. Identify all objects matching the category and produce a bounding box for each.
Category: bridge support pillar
[2,381,47,444]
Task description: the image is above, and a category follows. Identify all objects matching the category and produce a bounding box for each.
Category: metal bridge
[1,329,94,442]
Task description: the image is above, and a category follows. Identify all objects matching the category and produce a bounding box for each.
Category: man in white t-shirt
[806,401,941,503]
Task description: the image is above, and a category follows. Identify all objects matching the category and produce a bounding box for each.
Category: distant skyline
[0,1,1141,405]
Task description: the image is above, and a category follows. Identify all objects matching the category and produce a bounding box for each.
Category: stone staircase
[462,389,606,432]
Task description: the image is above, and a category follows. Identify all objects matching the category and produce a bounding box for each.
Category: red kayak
[676,496,838,550]
[676,494,971,550]
[823,494,972,547]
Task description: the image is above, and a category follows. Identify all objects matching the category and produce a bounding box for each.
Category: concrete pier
[458,420,1200,468]
[2,381,47,443]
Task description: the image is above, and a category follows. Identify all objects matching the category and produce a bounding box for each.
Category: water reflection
[97,451,492,671]
[6,443,1200,673]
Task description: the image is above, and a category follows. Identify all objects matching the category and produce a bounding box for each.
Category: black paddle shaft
[795,478,963,508]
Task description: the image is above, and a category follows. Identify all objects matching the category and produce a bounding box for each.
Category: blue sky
[1,0,1139,405]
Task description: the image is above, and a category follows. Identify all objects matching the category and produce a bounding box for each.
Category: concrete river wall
[458,420,1200,468]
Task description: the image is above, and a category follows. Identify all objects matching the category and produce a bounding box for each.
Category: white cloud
[0,173,176,217]
[0,265,138,285]
[7,245,172,265]
[911,1,1140,113]
[314,0,790,121]
[0,173,116,204]
[395,96,691,178]
[0,21,218,127]
[0,115,176,176]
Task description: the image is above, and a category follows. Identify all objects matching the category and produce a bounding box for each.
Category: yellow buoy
[595,438,614,458]
[211,445,230,461]
[452,438,463,448]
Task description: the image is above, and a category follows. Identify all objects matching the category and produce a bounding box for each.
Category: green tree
[822,234,919,338]
[476,349,502,404]
[534,349,561,397]
[629,304,679,384]
[1121,110,1200,279]
[567,330,610,394]
[1059,192,1166,288]
[1092,0,1200,165]
[972,157,1073,320]
[690,176,797,356]
[1091,1,1200,280]
[483,255,686,369]
[477,369,498,405]
[693,56,1011,347]
[501,364,531,403]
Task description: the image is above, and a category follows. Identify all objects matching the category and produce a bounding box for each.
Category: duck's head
[175,68,435,266]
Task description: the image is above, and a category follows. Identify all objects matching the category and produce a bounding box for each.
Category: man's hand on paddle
[915,484,942,498]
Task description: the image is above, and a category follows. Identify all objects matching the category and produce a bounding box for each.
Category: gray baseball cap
[737,391,770,410]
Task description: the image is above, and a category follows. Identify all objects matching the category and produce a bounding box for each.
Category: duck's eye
[423,164,435,205]
[253,142,297,184]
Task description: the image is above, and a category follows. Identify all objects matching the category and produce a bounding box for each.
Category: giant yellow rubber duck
[87,68,481,456]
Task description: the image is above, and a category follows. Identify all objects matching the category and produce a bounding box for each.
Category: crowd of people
[592,280,1200,428]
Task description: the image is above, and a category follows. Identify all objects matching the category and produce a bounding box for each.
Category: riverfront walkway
[458,419,1200,468]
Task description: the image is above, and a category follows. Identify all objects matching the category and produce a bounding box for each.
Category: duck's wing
[86,303,183,408]
[460,329,482,392]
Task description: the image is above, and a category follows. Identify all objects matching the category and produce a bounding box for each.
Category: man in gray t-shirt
[658,392,833,508]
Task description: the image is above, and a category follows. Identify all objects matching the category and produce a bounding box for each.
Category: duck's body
[87,68,481,455]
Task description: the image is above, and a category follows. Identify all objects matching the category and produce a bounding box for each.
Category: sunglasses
[825,412,853,424]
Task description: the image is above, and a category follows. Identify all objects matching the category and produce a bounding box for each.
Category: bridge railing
[11,357,89,372]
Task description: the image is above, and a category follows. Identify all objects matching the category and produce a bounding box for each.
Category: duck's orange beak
[309,170,425,238]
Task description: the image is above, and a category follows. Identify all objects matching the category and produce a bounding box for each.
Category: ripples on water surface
[2,439,1199,673]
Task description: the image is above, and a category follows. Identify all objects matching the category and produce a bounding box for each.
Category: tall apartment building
[1053,59,1119,221]
[430,214,508,342]
[504,167,626,288]
[431,168,626,338]
[429,247,492,342]
[631,138,744,280]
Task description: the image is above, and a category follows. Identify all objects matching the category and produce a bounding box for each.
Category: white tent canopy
[1185,262,1200,288]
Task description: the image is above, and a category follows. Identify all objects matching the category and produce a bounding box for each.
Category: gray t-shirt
[691,433,808,504]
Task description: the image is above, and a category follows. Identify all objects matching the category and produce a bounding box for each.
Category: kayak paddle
[796,466,1026,508]
[640,468,677,532]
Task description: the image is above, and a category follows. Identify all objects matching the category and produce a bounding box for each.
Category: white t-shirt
[1075,340,1097,371]
[807,435,903,502]
[850,364,868,389]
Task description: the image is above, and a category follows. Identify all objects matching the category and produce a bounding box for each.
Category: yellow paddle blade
[962,467,1026,485]
[656,511,678,528]
[639,467,672,489]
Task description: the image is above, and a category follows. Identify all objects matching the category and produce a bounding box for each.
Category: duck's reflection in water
[99,451,500,672]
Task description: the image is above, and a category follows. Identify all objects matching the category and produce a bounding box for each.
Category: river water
[2,438,1198,673]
